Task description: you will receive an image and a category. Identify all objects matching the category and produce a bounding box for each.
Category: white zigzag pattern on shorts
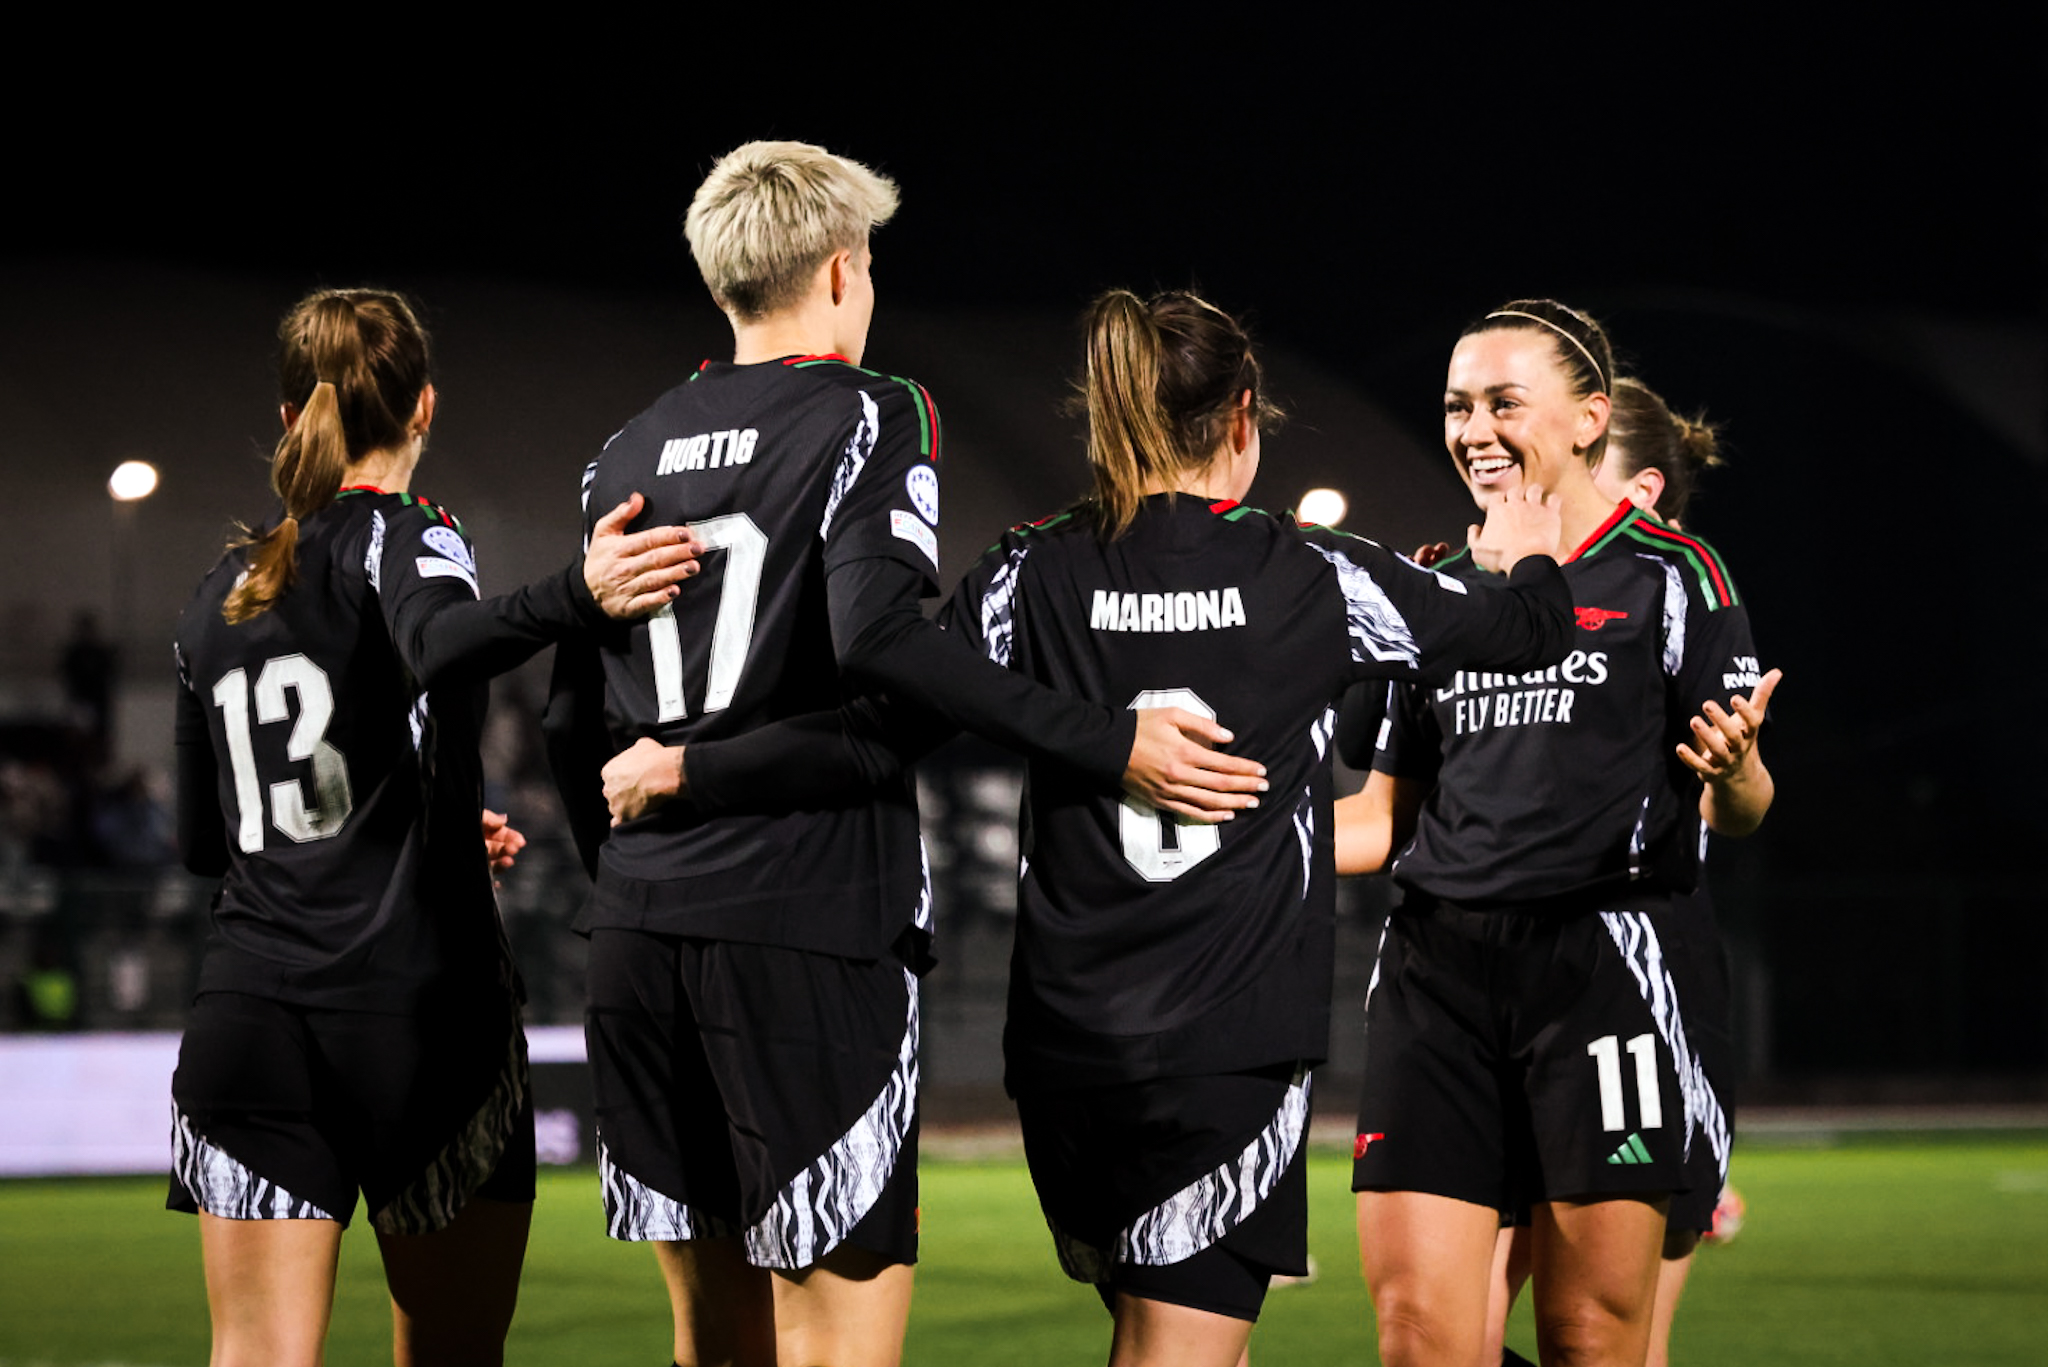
[172,1104,334,1222]
[598,1137,739,1242]
[744,970,920,1269]
[1050,1069,1312,1281]
[1600,910,1730,1184]
[373,1007,530,1236]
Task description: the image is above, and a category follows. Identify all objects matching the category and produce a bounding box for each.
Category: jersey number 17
[645,514,767,721]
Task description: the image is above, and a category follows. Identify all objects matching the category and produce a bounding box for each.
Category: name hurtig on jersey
[656,429,758,475]
[1090,588,1247,634]
[1436,651,1608,736]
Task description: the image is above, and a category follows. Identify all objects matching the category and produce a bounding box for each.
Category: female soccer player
[1340,301,1778,1367]
[169,286,696,1367]
[1370,375,1741,1367]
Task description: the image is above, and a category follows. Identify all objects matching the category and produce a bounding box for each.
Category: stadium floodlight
[108,460,159,502]
[1297,487,1346,528]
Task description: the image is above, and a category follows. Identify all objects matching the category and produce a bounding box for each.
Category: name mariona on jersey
[656,428,759,475]
[1090,588,1247,634]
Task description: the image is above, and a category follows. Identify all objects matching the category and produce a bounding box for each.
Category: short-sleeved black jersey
[174,490,600,1010]
[1374,502,1762,908]
[938,495,1574,1090]
[570,356,948,958]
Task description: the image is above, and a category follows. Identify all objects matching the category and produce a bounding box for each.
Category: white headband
[1486,310,1609,392]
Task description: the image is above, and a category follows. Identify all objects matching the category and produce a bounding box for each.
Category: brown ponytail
[1080,288,1281,538]
[223,289,430,623]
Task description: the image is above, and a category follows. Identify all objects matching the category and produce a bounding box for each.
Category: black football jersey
[174,490,595,1009]
[570,356,946,957]
[937,495,1574,1089]
[1376,503,1763,908]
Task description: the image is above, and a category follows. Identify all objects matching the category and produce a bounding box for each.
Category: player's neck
[344,444,418,497]
[1547,467,1618,559]
[728,301,856,367]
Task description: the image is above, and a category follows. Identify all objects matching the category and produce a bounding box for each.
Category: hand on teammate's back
[583,491,706,618]
[1123,708,1269,823]
[1466,484,1562,573]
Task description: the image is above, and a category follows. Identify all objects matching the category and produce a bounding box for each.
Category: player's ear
[827,248,854,307]
[280,403,299,433]
[1578,391,1611,451]
[411,384,437,438]
[1632,466,1666,513]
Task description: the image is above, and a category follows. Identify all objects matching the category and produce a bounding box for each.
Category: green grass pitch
[1,1135,2044,1365]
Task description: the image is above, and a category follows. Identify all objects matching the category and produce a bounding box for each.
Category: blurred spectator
[89,768,176,869]
[58,612,118,759]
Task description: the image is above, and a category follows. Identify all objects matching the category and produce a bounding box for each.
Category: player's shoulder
[981,503,1095,558]
[613,356,940,461]
[793,355,942,457]
[1581,505,1742,610]
[176,542,249,644]
[788,353,932,401]
[331,486,467,537]
[1283,509,1397,560]
[327,489,476,595]
[1258,506,1435,585]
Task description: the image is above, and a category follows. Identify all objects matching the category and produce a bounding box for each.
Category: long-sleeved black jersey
[174,489,603,1010]
[1374,502,1762,908]
[935,495,1574,1090]
[549,356,1144,959]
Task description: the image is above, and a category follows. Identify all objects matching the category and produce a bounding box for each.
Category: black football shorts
[167,987,533,1234]
[1017,1063,1311,1322]
[584,927,921,1268]
[1353,895,1724,1210]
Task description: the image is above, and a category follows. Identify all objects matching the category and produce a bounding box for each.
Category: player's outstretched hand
[602,737,686,826]
[1125,708,1268,823]
[1678,668,1781,783]
[481,808,526,878]
[1468,484,1561,573]
[584,492,705,619]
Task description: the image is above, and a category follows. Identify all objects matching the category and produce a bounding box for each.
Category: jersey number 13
[210,655,354,852]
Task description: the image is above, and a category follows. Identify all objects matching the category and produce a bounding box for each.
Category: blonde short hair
[684,141,899,321]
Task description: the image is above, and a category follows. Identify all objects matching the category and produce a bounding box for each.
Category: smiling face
[1443,327,1607,508]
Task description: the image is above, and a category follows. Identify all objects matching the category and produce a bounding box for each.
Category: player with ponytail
[169,286,697,1366]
